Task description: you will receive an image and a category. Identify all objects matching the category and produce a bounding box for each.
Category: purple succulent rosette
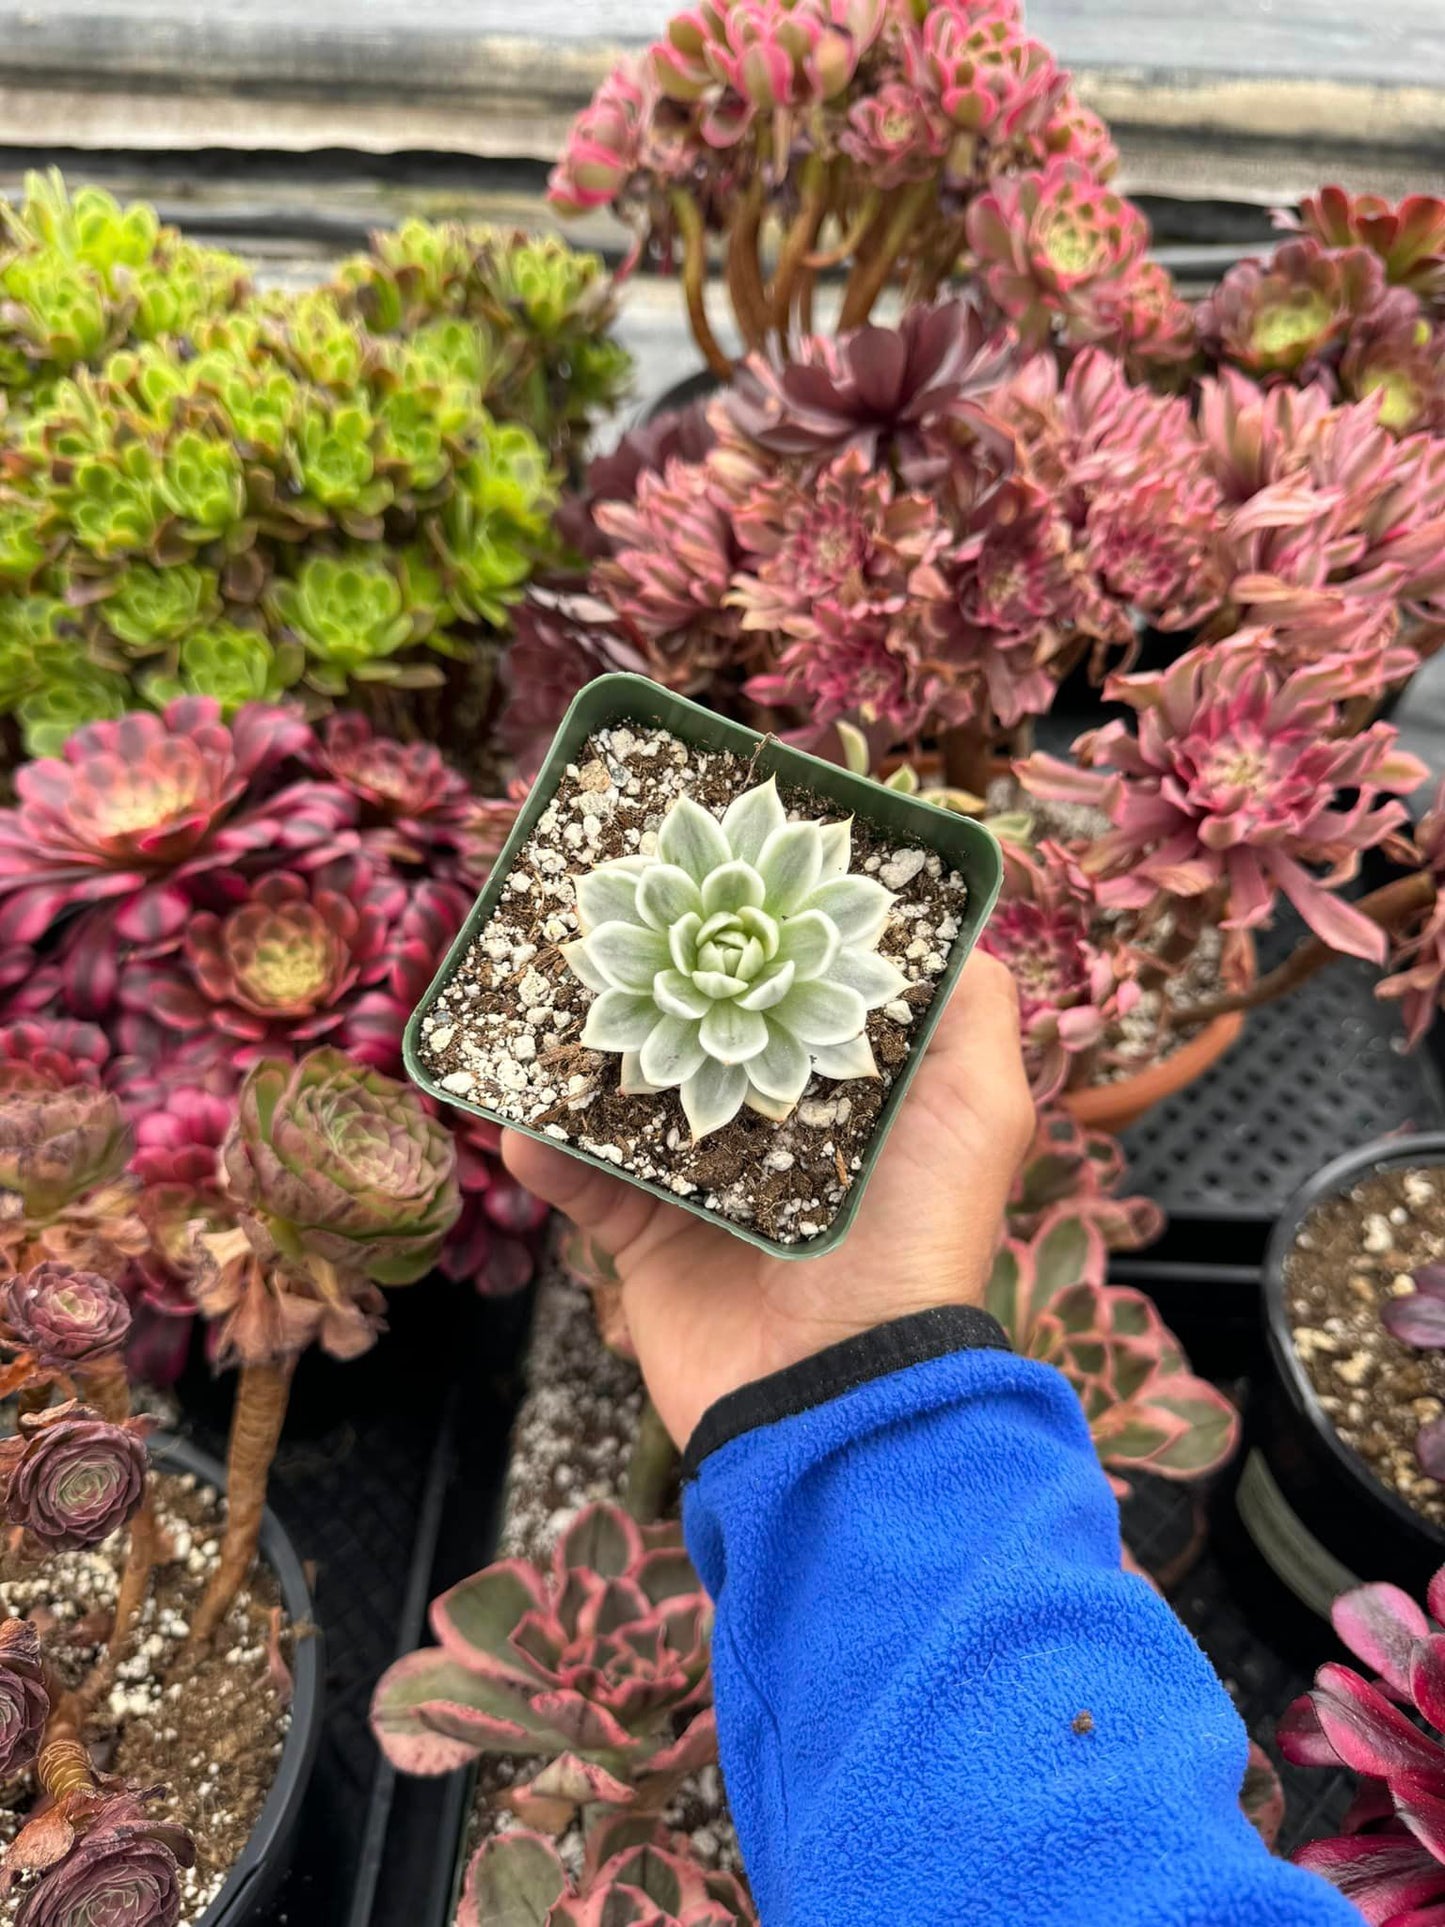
[0,1401,150,1552]
[0,1263,132,1373]
[5,1790,196,1927]
[0,1620,49,1780]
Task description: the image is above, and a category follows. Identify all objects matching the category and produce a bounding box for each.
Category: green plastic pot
[404,674,1003,1260]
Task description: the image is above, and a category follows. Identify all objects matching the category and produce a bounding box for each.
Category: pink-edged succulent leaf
[371,1503,713,1795]
[1310,1663,1445,1780]
[1333,1582,1433,1696]
[368,1649,531,1775]
[503,1754,640,1834]
[1294,1833,1445,1923]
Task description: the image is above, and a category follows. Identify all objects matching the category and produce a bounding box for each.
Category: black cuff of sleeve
[681,1304,1010,1481]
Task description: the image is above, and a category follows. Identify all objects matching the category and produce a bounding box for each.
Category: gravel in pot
[1238,1135,1445,1631]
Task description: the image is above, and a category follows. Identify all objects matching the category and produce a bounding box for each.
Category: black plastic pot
[645,368,721,422]
[1216,1134,1445,1653]
[148,1432,324,1927]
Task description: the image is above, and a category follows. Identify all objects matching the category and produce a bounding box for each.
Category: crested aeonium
[563,778,904,1139]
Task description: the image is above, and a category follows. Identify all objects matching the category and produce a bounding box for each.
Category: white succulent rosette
[562,777,908,1140]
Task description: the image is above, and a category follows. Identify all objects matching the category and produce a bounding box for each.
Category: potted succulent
[0,176,628,770]
[0,1232,323,1923]
[405,672,1003,1257]
[1233,1135,1445,1632]
[0,688,551,1915]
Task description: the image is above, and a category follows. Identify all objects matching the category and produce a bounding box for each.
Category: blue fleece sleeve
[682,1322,1361,1927]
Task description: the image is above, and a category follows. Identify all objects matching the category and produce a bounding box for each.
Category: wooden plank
[0,1,1440,204]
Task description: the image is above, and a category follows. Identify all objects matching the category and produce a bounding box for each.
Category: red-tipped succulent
[986,1213,1239,1492]
[0,1065,145,1283]
[371,1503,714,1827]
[721,299,1013,470]
[124,857,403,1059]
[981,841,1139,1103]
[549,58,654,216]
[1196,239,1390,380]
[309,712,476,874]
[0,700,353,999]
[1008,1110,1165,1253]
[1277,1559,1445,1921]
[593,460,743,690]
[0,1401,150,1551]
[1022,641,1428,962]
[459,1823,756,1927]
[0,1621,49,1780]
[1296,185,1445,304]
[966,159,1148,347]
[1378,779,1445,1048]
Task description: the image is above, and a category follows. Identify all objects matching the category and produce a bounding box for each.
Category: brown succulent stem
[770,155,829,340]
[71,1353,159,1707]
[838,180,932,332]
[940,722,995,800]
[79,1496,160,1716]
[15,1385,51,1423]
[726,173,772,354]
[625,1398,678,1526]
[806,191,881,270]
[1182,873,1437,1025]
[75,1356,129,1425]
[37,1672,93,1801]
[184,1355,295,1656]
[669,190,732,380]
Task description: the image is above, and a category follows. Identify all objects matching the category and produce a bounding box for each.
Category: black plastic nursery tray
[173,1276,532,1927]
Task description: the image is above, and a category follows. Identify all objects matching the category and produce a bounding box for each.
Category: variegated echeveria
[563,778,906,1140]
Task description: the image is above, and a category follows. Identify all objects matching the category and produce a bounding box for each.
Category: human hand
[501,950,1034,1449]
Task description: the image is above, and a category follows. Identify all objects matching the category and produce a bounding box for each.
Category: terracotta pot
[1062,932,1256,1135]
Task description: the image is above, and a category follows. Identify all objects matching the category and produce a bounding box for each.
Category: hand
[502,950,1034,1450]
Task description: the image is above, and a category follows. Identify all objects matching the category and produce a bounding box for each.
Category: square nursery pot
[405,674,1003,1259]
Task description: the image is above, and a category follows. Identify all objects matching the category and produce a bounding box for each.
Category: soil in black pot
[0,1470,291,1925]
[1285,1164,1445,1531]
[417,724,968,1247]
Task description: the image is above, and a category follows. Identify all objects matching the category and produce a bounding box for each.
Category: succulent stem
[37,1674,93,1802]
[1183,871,1438,1024]
[940,721,995,799]
[725,173,773,354]
[771,155,830,341]
[624,1398,678,1525]
[185,1353,295,1655]
[669,190,733,380]
[838,180,932,332]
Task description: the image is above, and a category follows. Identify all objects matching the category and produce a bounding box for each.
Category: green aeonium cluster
[0,169,249,407]
[0,183,628,756]
[563,779,908,1140]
